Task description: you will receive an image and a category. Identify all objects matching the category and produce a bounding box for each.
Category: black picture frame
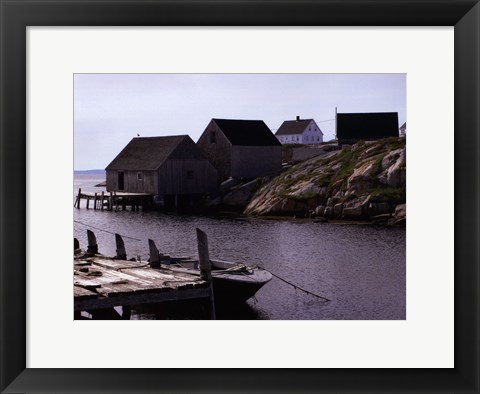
[1,1,478,393]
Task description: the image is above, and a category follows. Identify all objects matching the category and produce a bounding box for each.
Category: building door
[118,171,124,190]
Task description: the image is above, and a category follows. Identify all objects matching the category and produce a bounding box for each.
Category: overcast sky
[74,73,406,170]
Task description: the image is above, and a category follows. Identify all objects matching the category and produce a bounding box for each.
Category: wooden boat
[169,259,273,303]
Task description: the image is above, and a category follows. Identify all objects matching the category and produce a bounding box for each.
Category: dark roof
[275,119,314,135]
[337,112,399,141]
[106,135,192,171]
[212,119,281,146]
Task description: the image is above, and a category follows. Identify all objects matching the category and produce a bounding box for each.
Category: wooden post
[75,188,82,208]
[74,238,81,254]
[115,233,127,260]
[93,193,98,210]
[196,228,215,319]
[86,230,98,254]
[148,239,161,267]
[101,191,105,211]
[109,191,113,211]
[122,305,131,320]
[86,196,90,209]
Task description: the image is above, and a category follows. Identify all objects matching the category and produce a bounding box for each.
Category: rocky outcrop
[388,203,406,226]
[244,137,406,225]
[223,179,262,207]
[206,177,265,209]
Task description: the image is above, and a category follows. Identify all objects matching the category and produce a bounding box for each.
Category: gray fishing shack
[105,135,218,201]
[197,118,282,182]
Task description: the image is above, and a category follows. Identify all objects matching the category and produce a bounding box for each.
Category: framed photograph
[1,0,478,393]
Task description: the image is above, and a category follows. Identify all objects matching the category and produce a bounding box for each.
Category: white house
[399,122,406,137]
[275,116,324,145]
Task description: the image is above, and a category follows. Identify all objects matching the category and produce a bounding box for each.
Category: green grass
[369,186,406,204]
[280,192,319,201]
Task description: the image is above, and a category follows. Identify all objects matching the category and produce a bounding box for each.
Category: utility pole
[335,107,337,140]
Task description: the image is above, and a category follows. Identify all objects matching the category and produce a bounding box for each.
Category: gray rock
[333,203,343,218]
[369,202,392,216]
[315,205,325,217]
[388,203,406,225]
[370,213,392,222]
[324,207,333,219]
[394,203,406,218]
[347,159,375,190]
[205,196,222,207]
[342,206,364,219]
[223,179,261,207]
[378,148,406,187]
[219,177,240,193]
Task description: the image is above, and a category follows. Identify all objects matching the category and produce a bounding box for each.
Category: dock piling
[196,228,215,319]
[86,230,99,254]
[74,238,81,254]
[93,193,98,210]
[101,191,105,211]
[74,188,82,208]
[148,239,161,267]
[115,233,127,260]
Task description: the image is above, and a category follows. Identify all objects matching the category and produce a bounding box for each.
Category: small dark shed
[105,135,218,195]
[336,112,399,144]
[197,118,282,181]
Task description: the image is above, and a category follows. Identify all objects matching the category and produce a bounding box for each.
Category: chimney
[296,116,300,121]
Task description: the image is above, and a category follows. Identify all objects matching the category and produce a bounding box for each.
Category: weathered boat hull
[213,276,270,303]
[165,259,272,303]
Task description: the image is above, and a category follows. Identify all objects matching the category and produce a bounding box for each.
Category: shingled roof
[106,135,194,171]
[212,119,281,146]
[275,119,315,136]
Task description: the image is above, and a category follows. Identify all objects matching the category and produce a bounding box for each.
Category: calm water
[74,174,406,320]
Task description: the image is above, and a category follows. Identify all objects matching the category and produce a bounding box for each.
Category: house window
[137,172,143,181]
[187,170,194,180]
[210,131,216,143]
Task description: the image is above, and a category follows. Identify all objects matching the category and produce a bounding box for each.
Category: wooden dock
[74,188,153,211]
[74,229,215,319]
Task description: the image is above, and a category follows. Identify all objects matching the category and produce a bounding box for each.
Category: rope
[259,267,331,302]
[74,222,330,301]
[74,220,142,241]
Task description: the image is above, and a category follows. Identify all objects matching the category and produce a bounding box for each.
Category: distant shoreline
[74,169,105,175]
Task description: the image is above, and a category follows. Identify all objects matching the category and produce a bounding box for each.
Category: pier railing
[74,188,153,211]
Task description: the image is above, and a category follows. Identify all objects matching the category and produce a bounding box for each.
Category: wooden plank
[120,268,202,287]
[74,286,211,311]
[90,258,147,270]
[74,285,99,299]
[73,254,212,315]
